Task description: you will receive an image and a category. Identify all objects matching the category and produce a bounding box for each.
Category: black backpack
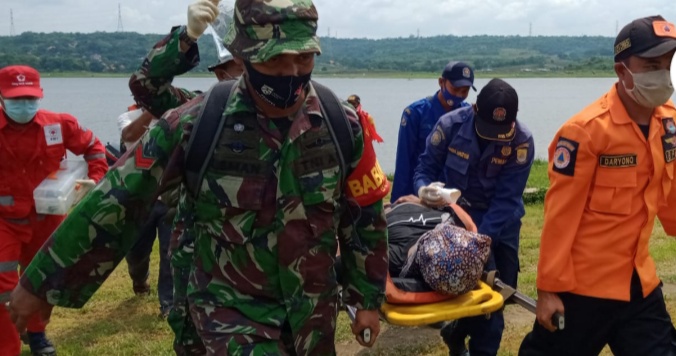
[183,80,355,198]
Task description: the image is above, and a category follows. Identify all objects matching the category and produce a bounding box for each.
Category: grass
[24,162,676,355]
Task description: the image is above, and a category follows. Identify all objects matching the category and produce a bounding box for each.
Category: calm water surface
[40,77,657,173]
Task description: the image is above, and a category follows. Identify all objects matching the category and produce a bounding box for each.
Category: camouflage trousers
[188,287,339,356]
[168,235,340,356]
[168,240,206,356]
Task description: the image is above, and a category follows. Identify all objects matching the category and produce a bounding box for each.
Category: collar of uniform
[0,109,45,129]
[608,83,673,137]
[607,83,640,126]
[225,78,258,117]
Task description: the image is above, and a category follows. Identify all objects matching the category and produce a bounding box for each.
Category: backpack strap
[183,80,352,198]
[184,80,236,198]
[311,80,355,185]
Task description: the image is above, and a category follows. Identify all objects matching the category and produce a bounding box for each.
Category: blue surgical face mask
[2,98,39,124]
[441,84,467,109]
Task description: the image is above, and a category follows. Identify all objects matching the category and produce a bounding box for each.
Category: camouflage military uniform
[129,25,206,355]
[21,2,389,352]
[128,25,200,119]
[21,77,388,355]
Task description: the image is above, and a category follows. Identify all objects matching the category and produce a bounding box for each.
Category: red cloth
[355,106,383,143]
[346,106,390,206]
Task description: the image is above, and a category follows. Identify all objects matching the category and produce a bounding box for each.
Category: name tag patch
[44,124,63,146]
[599,154,637,168]
[449,147,470,160]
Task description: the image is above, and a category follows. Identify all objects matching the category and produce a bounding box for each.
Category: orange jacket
[538,84,676,301]
[0,109,108,219]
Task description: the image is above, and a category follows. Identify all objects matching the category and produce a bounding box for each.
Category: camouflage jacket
[129,26,200,118]
[21,79,388,318]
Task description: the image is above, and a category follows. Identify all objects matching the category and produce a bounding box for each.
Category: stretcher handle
[486,274,566,331]
[345,305,372,343]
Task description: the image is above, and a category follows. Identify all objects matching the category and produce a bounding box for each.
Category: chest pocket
[445,151,469,190]
[589,168,637,215]
[206,116,271,211]
[294,124,341,205]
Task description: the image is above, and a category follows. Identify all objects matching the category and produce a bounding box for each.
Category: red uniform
[0,108,107,356]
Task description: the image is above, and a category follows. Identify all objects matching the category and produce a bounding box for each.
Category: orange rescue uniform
[537,84,676,301]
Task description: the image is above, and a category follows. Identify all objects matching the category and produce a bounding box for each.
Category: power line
[10,9,16,36]
[116,3,124,32]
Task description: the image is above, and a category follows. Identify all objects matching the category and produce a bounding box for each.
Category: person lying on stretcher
[385,195,491,297]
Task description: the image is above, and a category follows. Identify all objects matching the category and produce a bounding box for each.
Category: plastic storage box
[34,159,88,215]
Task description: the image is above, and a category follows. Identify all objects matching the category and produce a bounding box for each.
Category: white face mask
[622,62,674,108]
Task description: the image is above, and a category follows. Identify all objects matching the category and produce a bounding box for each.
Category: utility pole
[327,27,330,38]
[417,28,420,38]
[529,22,532,37]
[615,20,618,35]
[117,3,124,32]
[10,9,16,36]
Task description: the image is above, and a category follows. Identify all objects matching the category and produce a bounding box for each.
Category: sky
[0,0,675,39]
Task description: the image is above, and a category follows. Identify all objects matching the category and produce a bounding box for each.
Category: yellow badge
[430,128,444,146]
[516,147,528,164]
[501,146,512,156]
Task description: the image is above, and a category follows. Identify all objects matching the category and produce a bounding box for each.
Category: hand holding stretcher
[343,198,564,342]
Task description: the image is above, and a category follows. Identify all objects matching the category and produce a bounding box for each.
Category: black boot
[440,321,469,356]
[27,332,57,356]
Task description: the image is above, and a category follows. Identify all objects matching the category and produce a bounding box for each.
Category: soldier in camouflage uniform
[8,0,389,355]
[128,1,244,353]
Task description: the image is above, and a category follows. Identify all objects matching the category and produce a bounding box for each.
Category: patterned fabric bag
[412,221,492,296]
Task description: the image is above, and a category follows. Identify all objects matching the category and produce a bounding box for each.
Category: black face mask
[244,61,312,109]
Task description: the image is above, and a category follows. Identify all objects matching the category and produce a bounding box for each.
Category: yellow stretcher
[379,280,504,326]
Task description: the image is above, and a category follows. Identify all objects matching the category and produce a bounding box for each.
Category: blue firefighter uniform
[391,95,469,202]
[413,105,534,355]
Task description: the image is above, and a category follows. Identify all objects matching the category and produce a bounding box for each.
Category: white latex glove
[187,0,220,40]
[418,182,446,207]
[74,179,96,205]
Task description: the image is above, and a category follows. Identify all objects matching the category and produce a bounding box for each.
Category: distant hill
[0,31,615,74]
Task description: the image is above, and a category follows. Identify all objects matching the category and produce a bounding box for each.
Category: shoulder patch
[599,154,637,168]
[430,126,444,146]
[516,147,528,164]
[662,117,676,134]
[663,135,676,163]
[134,142,156,170]
[552,137,579,176]
[401,115,407,127]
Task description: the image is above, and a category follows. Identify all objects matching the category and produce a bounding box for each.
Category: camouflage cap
[223,0,322,63]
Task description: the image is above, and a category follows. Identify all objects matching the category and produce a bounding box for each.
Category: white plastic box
[34,159,88,215]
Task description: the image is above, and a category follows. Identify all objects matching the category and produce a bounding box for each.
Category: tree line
[0,31,615,74]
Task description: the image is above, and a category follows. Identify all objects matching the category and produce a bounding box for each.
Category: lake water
[37,77,662,174]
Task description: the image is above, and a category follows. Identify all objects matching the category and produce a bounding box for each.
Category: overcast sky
[0,0,674,39]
